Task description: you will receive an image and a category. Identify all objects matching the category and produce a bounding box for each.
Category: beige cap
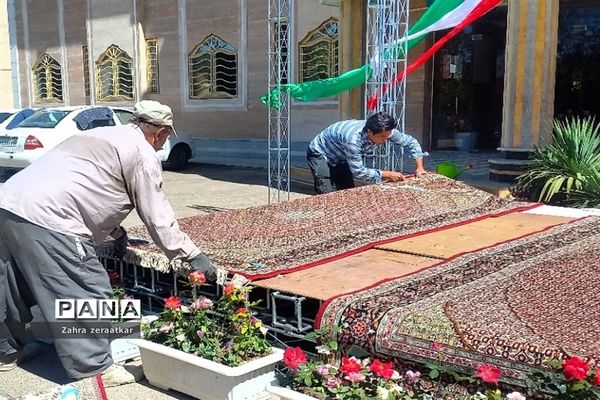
[133,100,174,128]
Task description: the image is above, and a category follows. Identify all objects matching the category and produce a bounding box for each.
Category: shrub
[513,117,600,207]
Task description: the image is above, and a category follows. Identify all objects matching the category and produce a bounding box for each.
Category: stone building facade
[5,0,600,177]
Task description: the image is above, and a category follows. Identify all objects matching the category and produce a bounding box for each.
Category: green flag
[261,0,485,108]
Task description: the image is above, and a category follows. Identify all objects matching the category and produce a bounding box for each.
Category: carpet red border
[313,214,589,329]
[95,374,109,400]
[240,202,543,281]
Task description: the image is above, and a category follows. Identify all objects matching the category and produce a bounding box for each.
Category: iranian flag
[261,0,502,109]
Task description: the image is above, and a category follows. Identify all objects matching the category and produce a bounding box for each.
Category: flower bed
[274,330,600,400]
[137,271,282,399]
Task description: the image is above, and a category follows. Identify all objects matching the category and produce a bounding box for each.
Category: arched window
[32,53,63,103]
[188,34,238,99]
[95,44,134,101]
[299,18,339,82]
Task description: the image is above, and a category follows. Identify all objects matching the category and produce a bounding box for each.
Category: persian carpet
[316,217,600,382]
[98,175,536,279]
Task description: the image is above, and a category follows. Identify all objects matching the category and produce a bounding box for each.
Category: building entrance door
[430,6,508,152]
[555,0,600,120]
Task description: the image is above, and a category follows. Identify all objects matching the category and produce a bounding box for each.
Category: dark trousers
[307,150,355,194]
[0,209,113,378]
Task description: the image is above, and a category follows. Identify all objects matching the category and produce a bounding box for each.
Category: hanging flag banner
[367,0,502,110]
[261,0,502,109]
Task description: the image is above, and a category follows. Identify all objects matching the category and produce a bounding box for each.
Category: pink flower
[326,378,341,388]
[345,372,366,383]
[562,357,589,381]
[476,364,502,385]
[196,330,205,338]
[159,322,173,333]
[506,392,526,400]
[405,370,421,384]
[164,296,181,310]
[339,357,362,375]
[315,365,330,376]
[431,342,444,351]
[188,271,206,286]
[283,347,307,371]
[190,297,213,310]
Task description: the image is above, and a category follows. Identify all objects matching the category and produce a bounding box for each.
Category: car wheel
[167,144,191,171]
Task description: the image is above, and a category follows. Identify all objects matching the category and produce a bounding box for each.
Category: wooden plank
[375,213,574,258]
[254,250,437,300]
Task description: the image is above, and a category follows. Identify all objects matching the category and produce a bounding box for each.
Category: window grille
[188,34,238,99]
[146,38,160,94]
[299,18,339,83]
[32,53,63,103]
[95,44,134,101]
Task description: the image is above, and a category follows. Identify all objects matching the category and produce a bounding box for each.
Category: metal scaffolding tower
[267,0,292,204]
[364,0,410,172]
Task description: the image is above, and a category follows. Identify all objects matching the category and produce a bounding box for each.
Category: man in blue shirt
[307,112,426,194]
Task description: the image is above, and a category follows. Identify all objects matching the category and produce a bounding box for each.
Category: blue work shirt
[308,119,424,183]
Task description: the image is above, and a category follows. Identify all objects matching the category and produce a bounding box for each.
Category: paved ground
[0,164,309,400]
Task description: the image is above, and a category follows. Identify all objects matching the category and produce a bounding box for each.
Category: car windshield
[0,112,13,124]
[16,110,72,128]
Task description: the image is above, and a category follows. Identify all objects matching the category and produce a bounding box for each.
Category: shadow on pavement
[179,163,314,195]
[18,342,76,385]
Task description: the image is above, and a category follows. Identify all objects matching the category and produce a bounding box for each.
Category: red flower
[108,271,120,285]
[369,359,395,379]
[476,364,502,385]
[188,271,206,286]
[339,357,362,375]
[235,307,248,315]
[283,347,307,370]
[223,283,235,297]
[164,296,181,310]
[431,342,444,351]
[593,368,600,386]
[468,163,475,169]
[562,357,589,381]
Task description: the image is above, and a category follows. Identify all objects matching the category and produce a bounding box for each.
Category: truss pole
[267,0,292,203]
[364,0,410,173]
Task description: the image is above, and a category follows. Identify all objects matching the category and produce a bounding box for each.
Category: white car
[0,106,193,171]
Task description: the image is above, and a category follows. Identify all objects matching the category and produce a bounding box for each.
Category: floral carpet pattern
[101,175,535,279]
[316,217,600,382]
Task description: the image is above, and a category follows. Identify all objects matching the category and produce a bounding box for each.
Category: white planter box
[131,339,284,400]
[110,316,159,363]
[265,383,318,400]
[110,338,140,363]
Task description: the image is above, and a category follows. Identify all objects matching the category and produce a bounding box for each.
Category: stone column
[489,0,560,182]
[339,0,366,120]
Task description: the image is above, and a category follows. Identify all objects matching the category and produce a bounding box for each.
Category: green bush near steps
[512,117,600,208]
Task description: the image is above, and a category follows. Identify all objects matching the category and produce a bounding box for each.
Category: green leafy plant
[142,272,272,367]
[527,357,600,400]
[513,117,600,206]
